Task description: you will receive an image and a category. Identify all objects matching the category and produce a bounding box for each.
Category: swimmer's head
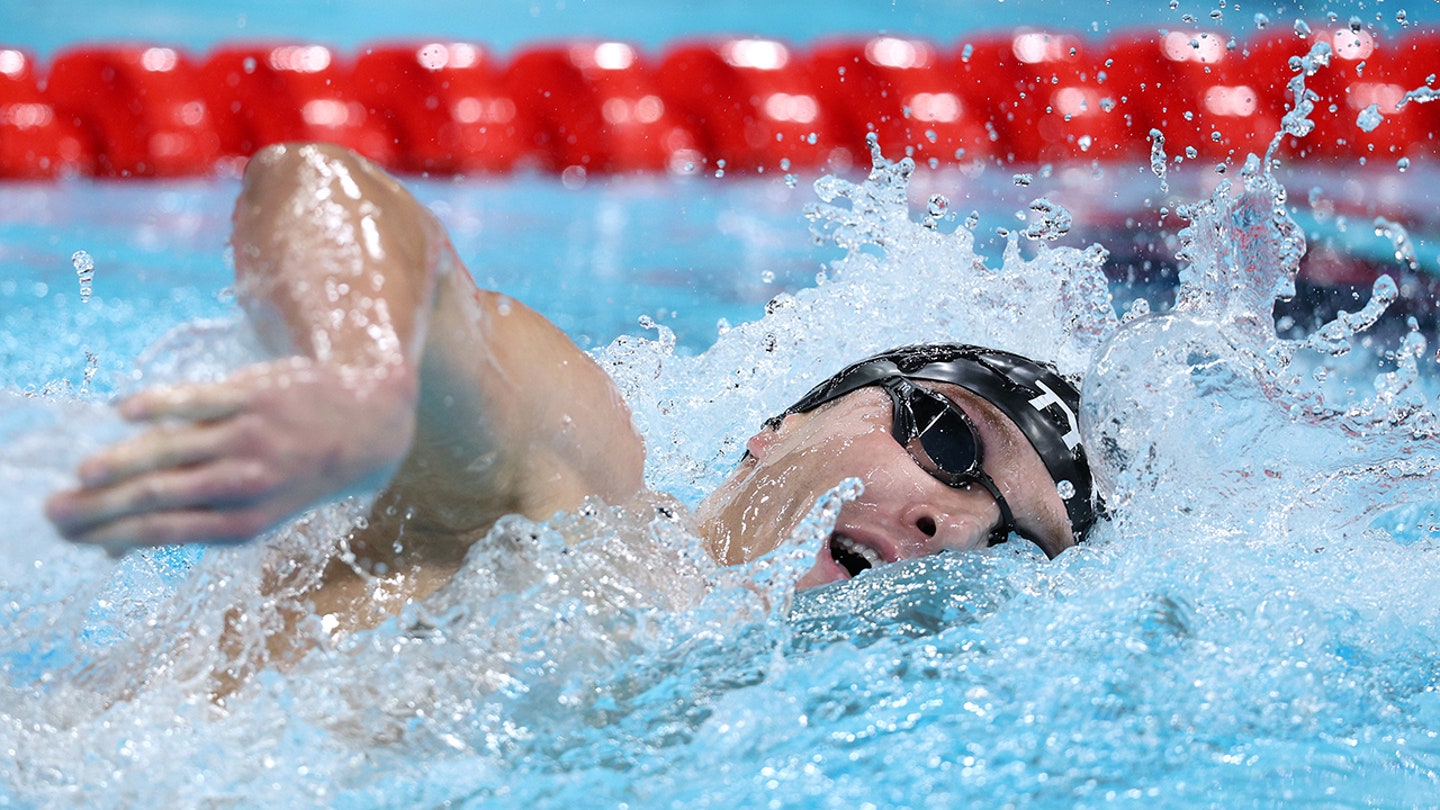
[767,343,1101,546]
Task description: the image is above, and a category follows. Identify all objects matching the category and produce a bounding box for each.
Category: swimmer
[44,142,1099,633]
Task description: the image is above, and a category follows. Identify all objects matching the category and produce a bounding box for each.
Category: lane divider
[0,28,1436,179]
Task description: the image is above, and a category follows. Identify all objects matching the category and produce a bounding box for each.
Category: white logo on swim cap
[1029,381,1081,453]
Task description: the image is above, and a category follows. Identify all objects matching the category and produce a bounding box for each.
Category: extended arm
[46,143,645,563]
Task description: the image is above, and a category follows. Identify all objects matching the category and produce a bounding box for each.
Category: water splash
[7,118,1440,807]
[1267,40,1332,158]
[1373,216,1419,271]
[1356,103,1384,133]
[71,250,94,303]
[1148,128,1169,193]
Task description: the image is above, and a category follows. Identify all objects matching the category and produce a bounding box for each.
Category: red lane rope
[1,29,1436,179]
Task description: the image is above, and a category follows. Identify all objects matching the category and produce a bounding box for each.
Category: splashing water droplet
[71,250,94,303]
[1148,129,1169,193]
[82,351,98,393]
[963,211,980,230]
[923,194,949,229]
[760,270,776,284]
[1024,198,1073,242]
[1056,479,1076,500]
[1123,297,1152,323]
[1374,217,1418,270]
[1356,104,1384,132]
[1012,173,1034,187]
[1254,12,1270,29]
[1397,157,1410,172]
[1294,19,1312,38]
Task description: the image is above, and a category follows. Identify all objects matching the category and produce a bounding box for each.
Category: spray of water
[5,58,1440,803]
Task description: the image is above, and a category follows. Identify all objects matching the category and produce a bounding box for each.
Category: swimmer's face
[696,385,1073,589]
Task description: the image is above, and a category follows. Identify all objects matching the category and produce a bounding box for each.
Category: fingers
[119,382,249,423]
[78,420,235,488]
[56,508,276,555]
[47,459,276,541]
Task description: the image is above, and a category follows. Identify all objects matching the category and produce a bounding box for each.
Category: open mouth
[829,533,885,578]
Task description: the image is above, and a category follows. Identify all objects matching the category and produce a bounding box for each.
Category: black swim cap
[768,343,1100,544]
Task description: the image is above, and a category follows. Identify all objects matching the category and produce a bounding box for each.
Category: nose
[900,498,998,557]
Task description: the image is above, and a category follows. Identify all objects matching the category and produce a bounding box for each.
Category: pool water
[5,3,1440,808]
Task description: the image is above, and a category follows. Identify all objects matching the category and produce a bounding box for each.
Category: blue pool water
[6,2,1440,808]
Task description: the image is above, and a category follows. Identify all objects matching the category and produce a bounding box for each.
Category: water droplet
[1012,172,1034,187]
[924,193,949,228]
[760,270,776,284]
[1397,157,1410,172]
[1253,12,1270,29]
[1148,129,1169,193]
[1122,297,1152,323]
[1356,104,1384,133]
[1294,19,1312,38]
[1056,480,1076,500]
[71,250,95,303]
[1024,198,1073,242]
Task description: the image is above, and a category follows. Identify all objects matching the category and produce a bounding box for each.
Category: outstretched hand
[46,358,417,555]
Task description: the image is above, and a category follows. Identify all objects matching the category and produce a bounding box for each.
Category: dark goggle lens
[902,389,982,482]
